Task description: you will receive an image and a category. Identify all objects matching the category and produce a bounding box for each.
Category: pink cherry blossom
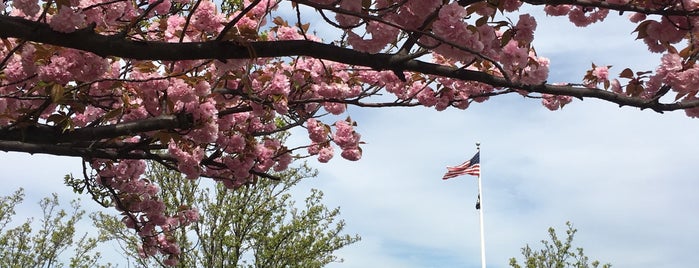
[610,79,623,94]
[274,152,292,172]
[306,118,329,143]
[340,148,362,161]
[628,13,646,23]
[317,146,334,163]
[544,5,571,16]
[336,0,361,27]
[413,83,438,107]
[542,94,573,111]
[162,256,179,266]
[437,2,467,24]
[37,55,73,84]
[592,66,610,82]
[276,26,303,40]
[149,0,171,15]
[191,0,223,32]
[49,6,85,33]
[12,0,40,17]
[74,106,105,127]
[501,40,529,70]
[501,0,523,11]
[645,18,686,45]
[521,56,550,85]
[168,141,204,179]
[333,120,361,150]
[568,6,608,27]
[514,14,537,44]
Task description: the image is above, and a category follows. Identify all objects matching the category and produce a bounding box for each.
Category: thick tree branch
[1,15,698,112]
[521,0,699,16]
[0,140,173,160]
[0,114,193,144]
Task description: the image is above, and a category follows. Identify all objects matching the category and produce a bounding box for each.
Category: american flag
[442,152,480,179]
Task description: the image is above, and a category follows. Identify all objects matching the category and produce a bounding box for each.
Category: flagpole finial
[476,142,480,151]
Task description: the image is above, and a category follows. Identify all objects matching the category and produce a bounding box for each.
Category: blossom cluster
[92,159,199,265]
[306,117,363,162]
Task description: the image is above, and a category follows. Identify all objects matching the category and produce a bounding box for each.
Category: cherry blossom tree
[1,0,698,265]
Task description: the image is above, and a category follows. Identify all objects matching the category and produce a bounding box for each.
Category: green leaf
[619,68,634,79]
[50,84,65,103]
[633,20,652,40]
[501,29,513,47]
[46,113,65,124]
[476,16,489,27]
[101,107,123,122]
[362,0,372,11]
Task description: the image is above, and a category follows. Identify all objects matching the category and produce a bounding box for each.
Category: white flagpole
[476,142,486,268]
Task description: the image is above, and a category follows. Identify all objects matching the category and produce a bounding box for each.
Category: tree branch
[1,15,698,112]
[521,0,699,16]
[0,140,173,160]
[0,114,193,144]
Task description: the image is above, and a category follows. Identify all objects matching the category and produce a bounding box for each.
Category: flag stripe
[442,152,480,180]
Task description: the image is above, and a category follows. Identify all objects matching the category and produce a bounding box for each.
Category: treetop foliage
[509,222,612,268]
[1,0,698,264]
[0,189,110,268]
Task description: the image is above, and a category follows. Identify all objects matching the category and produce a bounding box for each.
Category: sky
[2,3,699,268]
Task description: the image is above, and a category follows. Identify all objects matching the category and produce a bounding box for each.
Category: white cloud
[313,95,699,267]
